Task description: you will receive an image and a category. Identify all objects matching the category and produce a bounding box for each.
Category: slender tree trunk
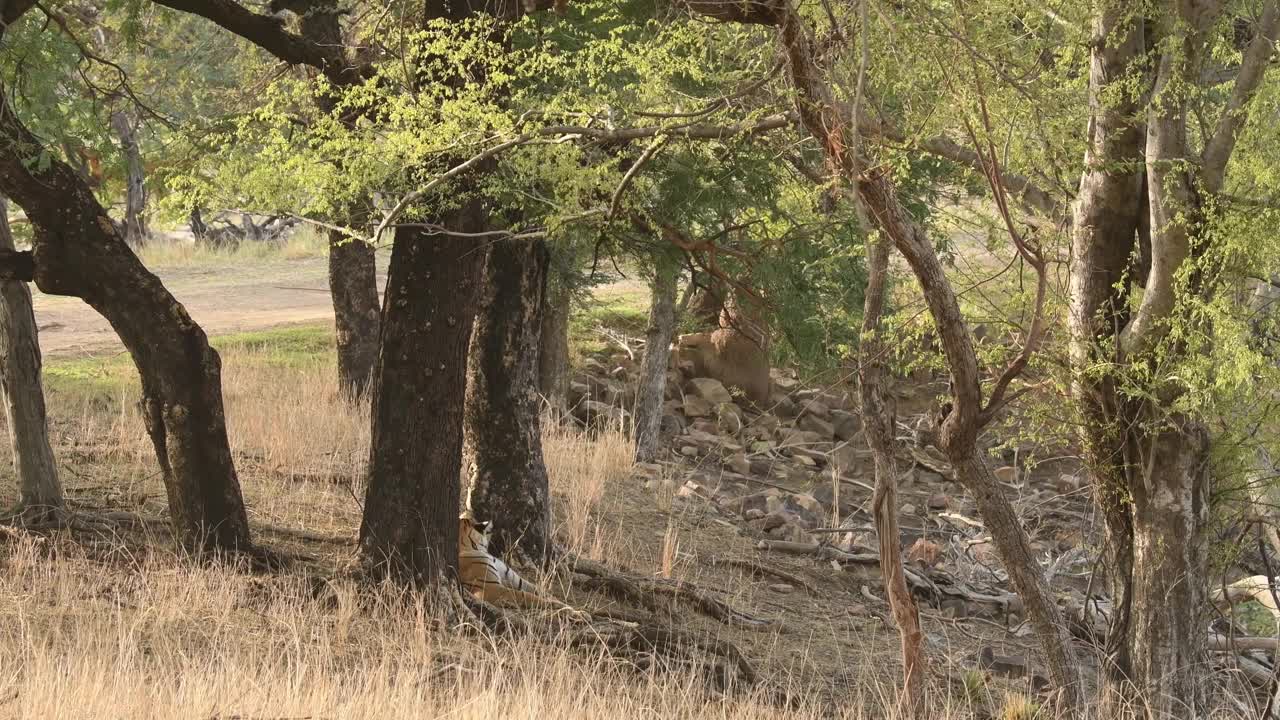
[0,198,61,518]
[190,206,208,243]
[538,276,571,412]
[462,238,550,564]
[859,231,924,712]
[110,110,147,247]
[0,95,252,555]
[633,256,679,464]
[291,2,383,400]
[358,215,487,585]
[328,230,380,399]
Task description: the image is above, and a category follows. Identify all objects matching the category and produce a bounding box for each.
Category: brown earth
[31,255,389,358]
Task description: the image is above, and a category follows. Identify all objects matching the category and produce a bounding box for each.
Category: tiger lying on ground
[458,511,588,619]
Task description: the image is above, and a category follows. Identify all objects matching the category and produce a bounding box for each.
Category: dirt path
[32,255,389,359]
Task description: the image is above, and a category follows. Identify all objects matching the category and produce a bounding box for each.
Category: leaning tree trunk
[327,230,380,399]
[538,275,571,413]
[633,255,679,464]
[0,93,252,554]
[462,238,551,565]
[859,230,924,712]
[358,216,487,586]
[0,197,62,520]
[110,110,147,248]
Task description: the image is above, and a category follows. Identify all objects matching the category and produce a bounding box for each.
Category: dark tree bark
[189,206,209,243]
[0,87,252,555]
[462,238,551,565]
[538,271,571,412]
[357,215,488,585]
[109,110,147,247]
[633,255,679,464]
[0,197,62,519]
[328,230,379,398]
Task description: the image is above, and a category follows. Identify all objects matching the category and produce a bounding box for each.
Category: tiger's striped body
[458,512,585,617]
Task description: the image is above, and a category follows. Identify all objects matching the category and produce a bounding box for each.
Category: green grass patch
[569,287,650,362]
[136,226,329,269]
[44,324,335,398]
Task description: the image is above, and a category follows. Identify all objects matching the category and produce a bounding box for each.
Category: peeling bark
[463,238,551,566]
[1127,418,1211,716]
[633,256,679,464]
[0,198,62,517]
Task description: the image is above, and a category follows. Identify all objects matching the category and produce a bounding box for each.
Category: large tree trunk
[538,275,571,413]
[1066,6,1147,691]
[327,230,380,398]
[859,231,924,712]
[357,216,487,585]
[462,238,551,565]
[1126,418,1211,717]
[110,110,147,248]
[0,92,252,554]
[0,197,62,519]
[633,256,679,464]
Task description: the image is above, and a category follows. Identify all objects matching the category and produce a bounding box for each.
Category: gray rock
[681,395,713,418]
[723,452,751,476]
[772,394,800,418]
[799,399,831,420]
[686,377,734,405]
[831,410,861,441]
[659,413,686,437]
[716,402,745,434]
[797,413,835,440]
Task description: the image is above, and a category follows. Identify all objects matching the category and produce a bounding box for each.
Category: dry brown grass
[10,332,1248,720]
[0,533,850,720]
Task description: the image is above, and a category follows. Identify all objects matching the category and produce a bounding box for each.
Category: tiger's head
[459,510,491,553]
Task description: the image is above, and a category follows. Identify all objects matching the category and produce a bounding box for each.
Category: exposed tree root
[1,504,139,534]
[574,623,758,688]
[565,553,776,629]
[711,556,816,593]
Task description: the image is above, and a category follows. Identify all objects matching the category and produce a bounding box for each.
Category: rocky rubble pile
[567,350,1096,602]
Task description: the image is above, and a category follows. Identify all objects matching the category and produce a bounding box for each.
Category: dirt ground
[31,255,389,358]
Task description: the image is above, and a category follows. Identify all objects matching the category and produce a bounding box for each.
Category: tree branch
[608,135,669,220]
[0,0,37,32]
[1202,1,1280,194]
[148,0,368,86]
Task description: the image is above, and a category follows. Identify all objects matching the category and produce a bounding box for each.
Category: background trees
[3,0,1280,715]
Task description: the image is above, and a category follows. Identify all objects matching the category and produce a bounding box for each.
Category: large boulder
[672,329,771,407]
